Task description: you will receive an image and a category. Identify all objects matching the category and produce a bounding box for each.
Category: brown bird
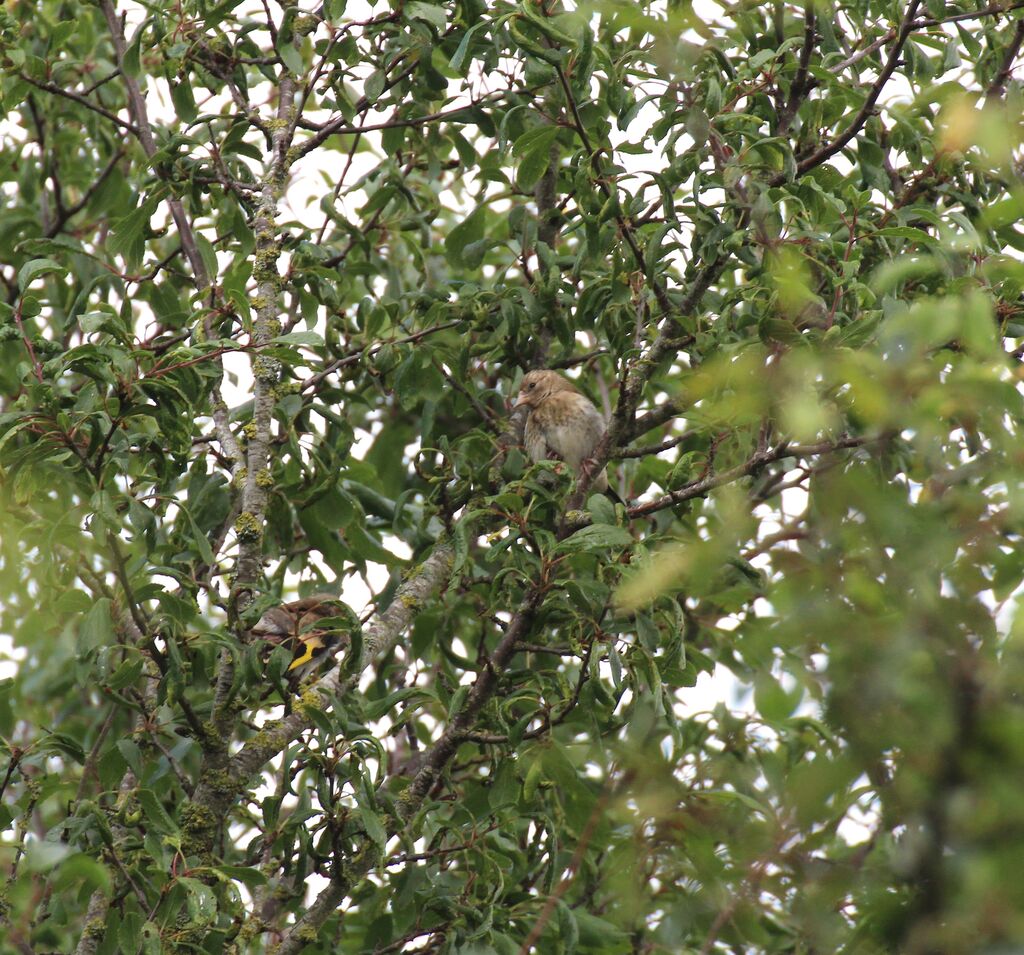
[250,594,351,680]
[514,369,610,493]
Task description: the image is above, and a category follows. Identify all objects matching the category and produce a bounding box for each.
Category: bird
[513,369,612,494]
[250,594,352,681]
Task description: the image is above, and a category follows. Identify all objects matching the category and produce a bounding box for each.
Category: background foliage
[3,0,1024,952]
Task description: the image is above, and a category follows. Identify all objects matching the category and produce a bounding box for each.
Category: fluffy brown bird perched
[250,594,351,680]
[514,369,610,493]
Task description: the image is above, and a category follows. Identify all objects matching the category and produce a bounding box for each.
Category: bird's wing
[524,413,556,463]
[288,633,328,671]
[297,599,344,632]
[252,594,342,641]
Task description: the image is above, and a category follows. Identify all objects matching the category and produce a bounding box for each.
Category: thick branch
[233,74,296,594]
[72,658,161,955]
[403,590,542,806]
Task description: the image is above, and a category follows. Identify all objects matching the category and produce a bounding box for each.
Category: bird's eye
[527,382,536,390]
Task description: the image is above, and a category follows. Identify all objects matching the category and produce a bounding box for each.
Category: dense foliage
[3,0,1024,952]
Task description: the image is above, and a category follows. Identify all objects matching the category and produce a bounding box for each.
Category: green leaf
[24,842,71,873]
[169,78,198,123]
[122,28,143,78]
[17,258,66,289]
[212,865,269,888]
[360,807,388,849]
[450,21,489,71]
[365,69,386,102]
[586,493,617,526]
[554,523,633,554]
[195,233,219,285]
[273,330,323,347]
[117,739,144,777]
[120,910,143,954]
[55,590,95,614]
[514,125,560,190]
[137,789,178,834]
[446,205,487,268]
[110,191,165,270]
[106,656,145,691]
[79,598,114,652]
[53,854,111,895]
[183,504,216,567]
[279,41,305,76]
[754,673,801,723]
[872,226,935,244]
[557,899,579,955]
[406,1,447,30]
[180,877,218,924]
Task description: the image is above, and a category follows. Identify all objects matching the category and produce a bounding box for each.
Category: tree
[3,0,1024,951]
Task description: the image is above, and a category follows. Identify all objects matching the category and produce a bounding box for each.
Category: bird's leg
[545,449,567,476]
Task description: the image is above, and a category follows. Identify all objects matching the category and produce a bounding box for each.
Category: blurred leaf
[555,524,633,554]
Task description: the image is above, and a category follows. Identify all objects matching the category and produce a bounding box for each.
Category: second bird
[514,369,609,492]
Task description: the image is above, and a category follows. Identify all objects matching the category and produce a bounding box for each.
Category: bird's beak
[512,391,530,409]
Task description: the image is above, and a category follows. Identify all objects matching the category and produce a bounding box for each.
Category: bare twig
[616,430,695,460]
[621,435,875,522]
[20,74,139,135]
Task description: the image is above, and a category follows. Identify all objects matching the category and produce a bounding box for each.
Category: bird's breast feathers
[525,392,605,469]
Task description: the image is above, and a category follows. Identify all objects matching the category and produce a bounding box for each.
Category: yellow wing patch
[288,634,326,671]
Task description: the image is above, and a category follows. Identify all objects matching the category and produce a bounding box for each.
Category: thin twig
[616,430,695,460]
[19,74,140,135]
[300,321,463,392]
[621,435,876,522]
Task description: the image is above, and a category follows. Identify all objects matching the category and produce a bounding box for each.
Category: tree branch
[987,17,1024,98]
[517,774,621,954]
[772,0,923,185]
[621,435,876,522]
[98,1,242,480]
[273,577,541,954]
[20,74,139,136]
[778,0,816,133]
[98,1,209,290]
[187,541,455,861]
[615,430,695,460]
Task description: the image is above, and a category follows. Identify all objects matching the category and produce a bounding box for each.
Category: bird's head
[514,370,576,409]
